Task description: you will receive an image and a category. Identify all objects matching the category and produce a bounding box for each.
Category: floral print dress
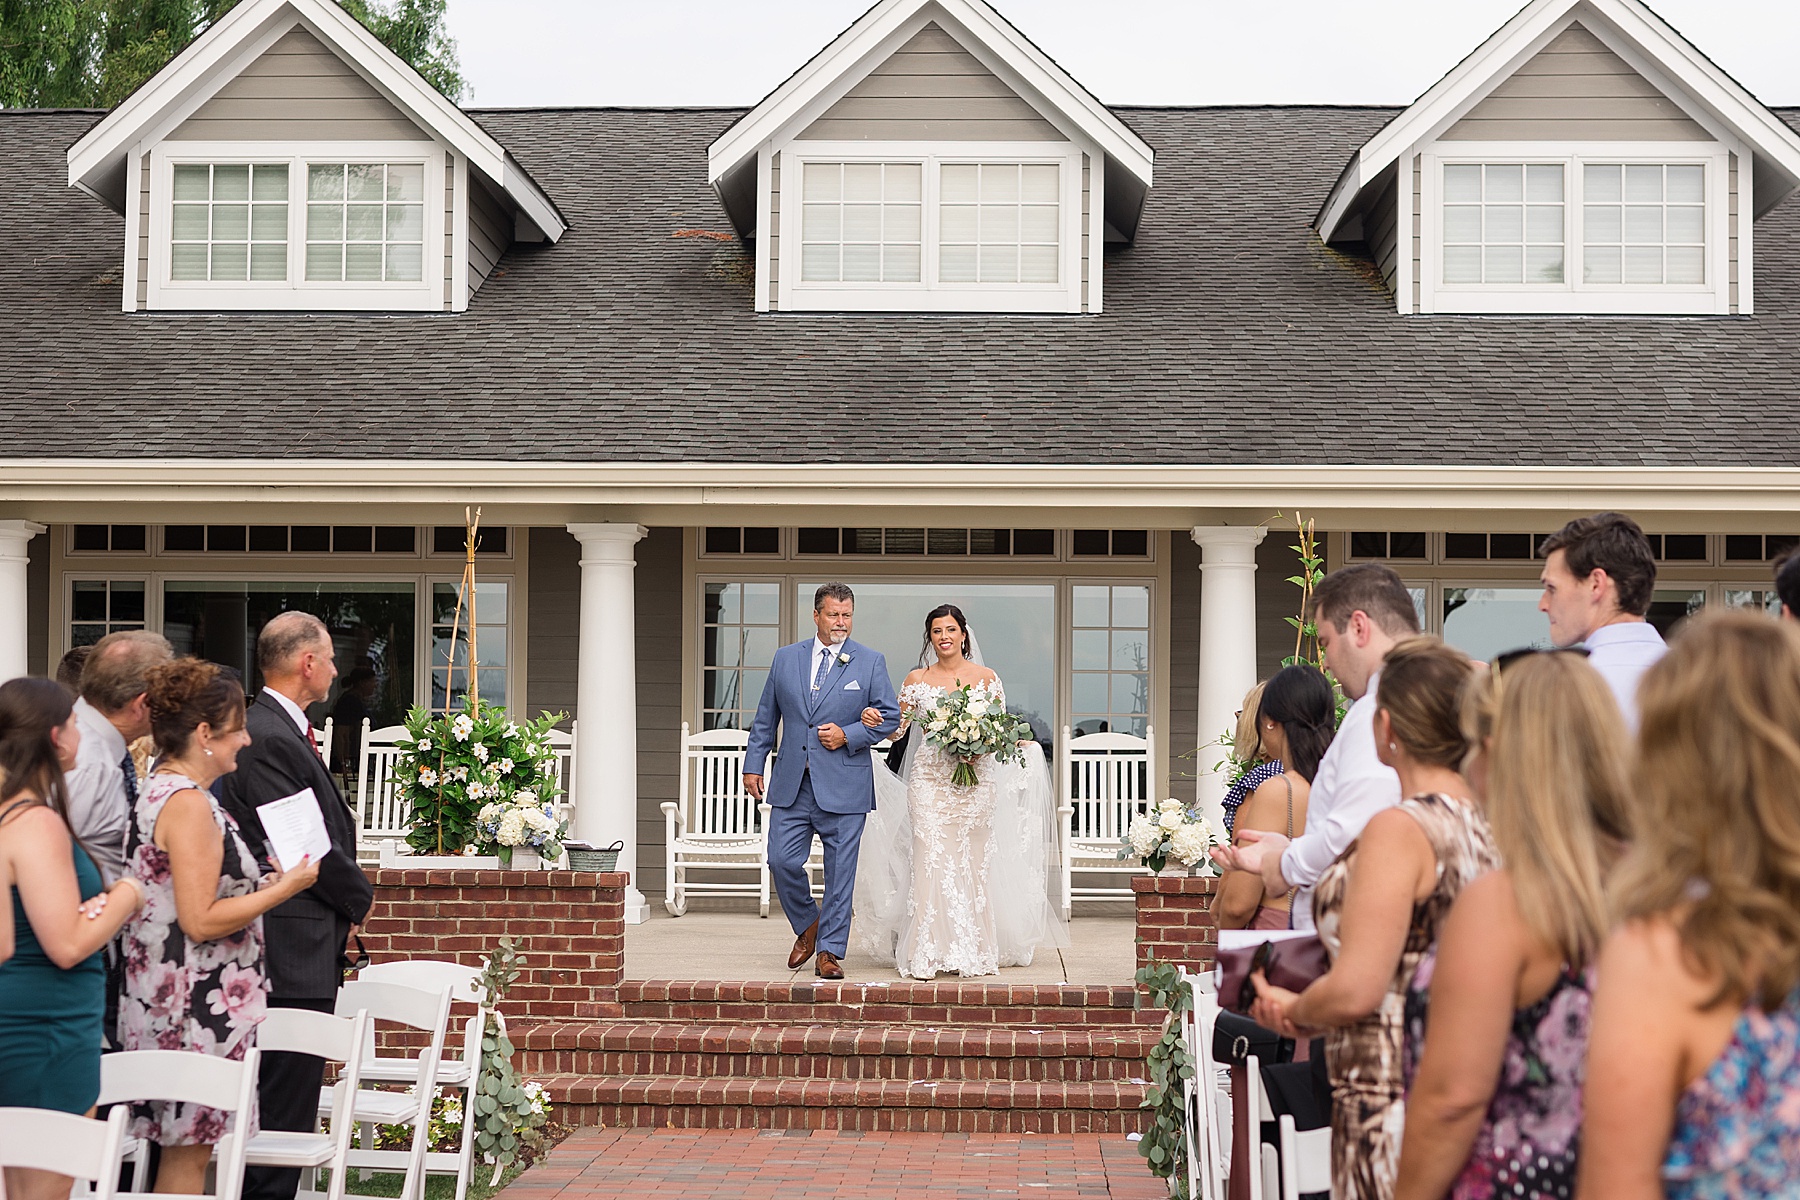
[1664,986,1800,1200]
[120,771,268,1145]
[1404,958,1593,1200]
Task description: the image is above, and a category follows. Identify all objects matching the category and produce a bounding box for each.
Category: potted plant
[392,698,568,863]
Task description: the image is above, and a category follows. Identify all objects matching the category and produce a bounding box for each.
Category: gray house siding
[468,174,510,300]
[525,527,580,722]
[1442,23,1709,142]
[167,29,430,142]
[1366,165,1400,295]
[633,527,683,898]
[799,22,1063,142]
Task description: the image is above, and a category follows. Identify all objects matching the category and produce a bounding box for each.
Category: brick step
[615,980,1160,1027]
[514,1022,1159,1081]
[536,1074,1152,1133]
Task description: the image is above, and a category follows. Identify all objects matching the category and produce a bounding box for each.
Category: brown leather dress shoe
[815,951,844,980]
[787,920,819,970]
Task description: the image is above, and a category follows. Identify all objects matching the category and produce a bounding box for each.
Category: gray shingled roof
[3,104,1799,466]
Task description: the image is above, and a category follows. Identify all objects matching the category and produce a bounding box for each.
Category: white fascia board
[1319,0,1800,242]
[706,0,1151,190]
[66,0,565,242]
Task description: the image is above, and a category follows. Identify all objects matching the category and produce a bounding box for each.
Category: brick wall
[1132,874,1218,975]
[360,869,629,1021]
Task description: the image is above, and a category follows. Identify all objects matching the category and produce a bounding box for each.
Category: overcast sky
[442,1,1800,110]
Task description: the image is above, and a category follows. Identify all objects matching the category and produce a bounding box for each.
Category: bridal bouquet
[1121,798,1222,874]
[917,681,1034,788]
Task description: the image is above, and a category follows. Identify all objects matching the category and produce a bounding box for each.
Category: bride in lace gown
[853,604,1068,978]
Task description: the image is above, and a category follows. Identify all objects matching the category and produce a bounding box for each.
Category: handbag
[1216,935,1331,1015]
[1212,1009,1291,1066]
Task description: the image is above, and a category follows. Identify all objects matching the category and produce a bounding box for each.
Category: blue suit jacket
[744,638,900,814]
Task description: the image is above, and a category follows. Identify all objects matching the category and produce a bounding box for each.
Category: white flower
[418,738,432,752]
[516,789,537,806]
[452,765,469,781]
[1127,814,1162,858]
[418,768,439,788]
[451,714,474,742]
[967,699,988,717]
[1170,823,1212,866]
[505,722,520,738]
[472,742,490,763]
[837,652,850,664]
[498,809,526,845]
[468,781,487,800]
[1158,808,1184,832]
[497,757,515,775]
[1159,797,1182,812]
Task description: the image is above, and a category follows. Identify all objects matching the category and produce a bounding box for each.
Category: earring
[204,747,214,757]
[1387,741,1398,753]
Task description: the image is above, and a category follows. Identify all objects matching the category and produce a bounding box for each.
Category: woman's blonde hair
[1233,680,1269,764]
[1614,610,1800,1011]
[1377,636,1475,769]
[1462,652,1632,971]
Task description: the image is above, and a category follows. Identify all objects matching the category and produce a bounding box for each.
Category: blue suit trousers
[767,770,866,958]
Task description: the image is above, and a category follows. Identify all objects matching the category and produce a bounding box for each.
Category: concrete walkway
[624,907,1138,985]
[500,1128,1166,1200]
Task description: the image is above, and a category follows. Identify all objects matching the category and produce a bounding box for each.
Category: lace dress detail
[893,679,1003,979]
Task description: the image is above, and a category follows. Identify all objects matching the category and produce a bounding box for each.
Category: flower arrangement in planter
[1119,798,1222,875]
[393,698,569,864]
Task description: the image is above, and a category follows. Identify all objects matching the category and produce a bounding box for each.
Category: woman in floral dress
[1395,650,1632,1200]
[120,660,318,1192]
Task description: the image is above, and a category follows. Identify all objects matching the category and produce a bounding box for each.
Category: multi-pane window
[170,163,289,282]
[69,581,147,647]
[702,582,780,730]
[1442,163,1565,285]
[431,580,508,711]
[939,163,1059,284]
[1070,584,1150,737]
[305,163,426,283]
[1583,164,1705,285]
[800,162,922,283]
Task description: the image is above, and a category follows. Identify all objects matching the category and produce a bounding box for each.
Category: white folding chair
[354,721,411,864]
[0,1105,128,1199]
[242,1008,369,1200]
[326,979,453,1200]
[663,724,771,916]
[1245,1053,1274,1200]
[354,961,485,1200]
[1059,725,1156,918]
[1178,966,1229,1200]
[97,1048,259,1200]
[1276,1114,1331,1200]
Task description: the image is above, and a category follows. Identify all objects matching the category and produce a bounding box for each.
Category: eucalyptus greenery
[470,938,551,1182]
[1134,960,1197,1198]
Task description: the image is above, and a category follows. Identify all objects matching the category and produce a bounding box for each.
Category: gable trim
[708,0,1151,190]
[1318,0,1800,242]
[67,0,565,241]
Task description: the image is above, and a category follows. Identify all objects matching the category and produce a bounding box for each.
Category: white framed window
[777,142,1086,313]
[147,141,444,311]
[1420,142,1732,315]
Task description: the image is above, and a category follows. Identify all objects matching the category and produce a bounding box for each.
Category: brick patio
[499,1127,1168,1200]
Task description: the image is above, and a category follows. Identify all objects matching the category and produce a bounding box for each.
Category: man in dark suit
[218,611,372,1200]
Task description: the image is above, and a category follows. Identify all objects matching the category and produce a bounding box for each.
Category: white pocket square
[843,680,862,690]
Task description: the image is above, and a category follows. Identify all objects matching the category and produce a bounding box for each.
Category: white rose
[1158,809,1184,831]
[967,699,988,717]
[1159,797,1182,812]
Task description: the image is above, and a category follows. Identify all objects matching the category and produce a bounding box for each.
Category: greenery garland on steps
[1135,960,1197,1198]
[472,938,551,1181]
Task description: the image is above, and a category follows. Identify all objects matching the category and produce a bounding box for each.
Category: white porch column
[1190,525,1268,833]
[0,521,46,683]
[567,522,651,924]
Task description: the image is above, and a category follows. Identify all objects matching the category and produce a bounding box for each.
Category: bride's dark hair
[924,604,972,660]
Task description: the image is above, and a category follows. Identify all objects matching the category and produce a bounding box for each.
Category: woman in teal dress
[0,677,145,1200]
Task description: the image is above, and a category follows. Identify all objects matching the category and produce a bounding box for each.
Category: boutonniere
[837,652,851,664]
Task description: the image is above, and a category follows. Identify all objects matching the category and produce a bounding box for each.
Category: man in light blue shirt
[1538,512,1666,729]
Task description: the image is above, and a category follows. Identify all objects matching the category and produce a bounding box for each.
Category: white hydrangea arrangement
[392,698,568,862]
[1119,797,1222,875]
[475,792,568,867]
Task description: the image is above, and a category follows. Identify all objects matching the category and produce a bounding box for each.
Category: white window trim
[776,140,1085,314]
[1419,140,1733,315]
[146,140,446,312]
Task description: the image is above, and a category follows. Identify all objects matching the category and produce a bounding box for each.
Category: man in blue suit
[744,582,899,979]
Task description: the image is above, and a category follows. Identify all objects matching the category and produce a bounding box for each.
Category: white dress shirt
[1278,676,1401,931]
[1581,621,1667,732]
[263,685,314,736]
[810,638,839,691]
[64,698,132,884]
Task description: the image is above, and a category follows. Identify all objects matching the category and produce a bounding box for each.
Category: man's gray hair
[80,630,174,712]
[813,582,855,611]
[257,611,331,674]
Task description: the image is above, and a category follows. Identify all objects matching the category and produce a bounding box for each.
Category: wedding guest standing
[1220,680,1282,837]
[1215,665,1333,931]
[1248,639,1497,1200]
[217,612,371,1200]
[1536,513,1664,728]
[54,646,92,691]
[0,678,144,1200]
[1774,548,1800,623]
[1579,613,1800,1200]
[1395,651,1632,1200]
[121,659,319,1194]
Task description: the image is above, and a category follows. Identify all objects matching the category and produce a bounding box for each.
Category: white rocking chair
[1058,725,1155,918]
[662,723,772,916]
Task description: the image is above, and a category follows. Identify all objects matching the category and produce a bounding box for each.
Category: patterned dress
[120,771,268,1146]
[1221,759,1284,836]
[1663,987,1800,1200]
[1404,958,1592,1200]
[1312,792,1500,1200]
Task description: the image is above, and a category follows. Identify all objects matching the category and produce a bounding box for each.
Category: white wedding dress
[855,676,1069,978]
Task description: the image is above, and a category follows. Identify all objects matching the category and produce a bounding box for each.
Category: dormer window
[1421,147,1727,314]
[149,143,442,310]
[779,147,1080,312]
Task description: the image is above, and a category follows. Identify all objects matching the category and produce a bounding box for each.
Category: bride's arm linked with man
[743,582,899,980]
